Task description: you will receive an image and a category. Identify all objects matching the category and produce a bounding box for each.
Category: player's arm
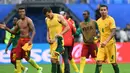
[75,27,81,36]
[58,15,70,35]
[5,37,12,54]
[95,21,100,38]
[28,18,36,44]
[47,28,50,43]
[74,23,82,36]
[105,29,116,44]
[94,21,100,43]
[45,18,52,44]
[0,23,18,34]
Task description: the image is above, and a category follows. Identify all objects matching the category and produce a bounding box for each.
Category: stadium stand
[1,0,130,43]
[0,4,16,21]
[66,4,130,28]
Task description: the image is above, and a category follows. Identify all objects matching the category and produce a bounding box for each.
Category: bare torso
[18,17,30,38]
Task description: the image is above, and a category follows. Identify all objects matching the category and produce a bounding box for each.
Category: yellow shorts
[96,43,116,63]
[50,41,58,59]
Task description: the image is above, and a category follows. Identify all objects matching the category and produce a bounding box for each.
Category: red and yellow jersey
[68,18,76,28]
[63,17,76,46]
[97,15,116,44]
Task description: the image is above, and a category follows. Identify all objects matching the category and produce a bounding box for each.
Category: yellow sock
[20,63,25,71]
[70,58,79,72]
[14,69,17,73]
[80,57,86,73]
[100,70,103,73]
[61,63,64,73]
[28,58,40,69]
[16,60,22,73]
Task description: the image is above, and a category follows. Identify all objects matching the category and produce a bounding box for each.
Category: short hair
[99,4,108,10]
[18,7,25,10]
[43,7,52,15]
[83,10,90,15]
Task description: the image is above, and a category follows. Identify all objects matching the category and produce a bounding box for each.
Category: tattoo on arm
[106,28,116,42]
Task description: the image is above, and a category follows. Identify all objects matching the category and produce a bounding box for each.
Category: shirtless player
[0,7,42,73]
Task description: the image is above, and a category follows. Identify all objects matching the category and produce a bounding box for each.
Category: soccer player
[95,5,120,73]
[75,10,98,73]
[60,11,79,73]
[43,7,69,73]
[5,17,28,73]
[0,7,43,73]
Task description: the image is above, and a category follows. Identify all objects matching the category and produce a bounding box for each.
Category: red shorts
[10,48,17,64]
[15,38,31,61]
[81,43,97,58]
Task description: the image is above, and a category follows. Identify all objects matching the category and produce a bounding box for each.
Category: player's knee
[96,60,102,65]
[51,58,59,63]
[25,58,30,61]
[112,63,118,66]
[11,60,16,65]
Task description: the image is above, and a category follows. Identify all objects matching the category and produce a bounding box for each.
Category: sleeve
[110,17,116,29]
[94,21,99,30]
[75,27,81,36]
[94,21,99,35]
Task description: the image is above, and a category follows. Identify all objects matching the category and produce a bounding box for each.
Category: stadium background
[0,0,130,73]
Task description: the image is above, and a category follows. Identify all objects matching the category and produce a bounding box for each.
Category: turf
[0,63,129,73]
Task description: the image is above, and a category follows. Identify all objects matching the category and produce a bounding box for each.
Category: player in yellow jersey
[43,7,69,73]
[95,5,120,73]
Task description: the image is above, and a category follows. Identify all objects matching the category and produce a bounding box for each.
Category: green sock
[95,64,102,73]
[57,64,61,73]
[112,64,119,73]
[52,63,57,73]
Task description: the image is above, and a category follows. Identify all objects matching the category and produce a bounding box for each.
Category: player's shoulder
[80,21,84,25]
[26,17,32,22]
[57,13,63,19]
[90,19,96,23]
[108,15,115,21]
[17,19,21,24]
[97,17,102,22]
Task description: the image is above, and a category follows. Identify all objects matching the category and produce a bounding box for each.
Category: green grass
[0,63,129,73]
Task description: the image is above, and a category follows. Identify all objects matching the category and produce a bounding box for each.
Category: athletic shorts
[10,48,17,64]
[15,38,31,61]
[81,43,97,58]
[96,42,116,63]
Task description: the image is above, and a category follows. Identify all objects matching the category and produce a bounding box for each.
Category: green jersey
[11,27,20,48]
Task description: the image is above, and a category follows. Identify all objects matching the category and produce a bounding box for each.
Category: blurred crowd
[115,24,130,42]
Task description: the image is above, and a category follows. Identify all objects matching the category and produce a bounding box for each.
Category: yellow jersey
[97,15,116,44]
[46,13,63,40]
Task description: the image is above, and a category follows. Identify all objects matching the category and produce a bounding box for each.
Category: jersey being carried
[97,15,116,44]
[11,27,20,48]
[80,19,97,43]
[46,13,63,41]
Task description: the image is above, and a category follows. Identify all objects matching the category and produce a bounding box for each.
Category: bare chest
[18,20,28,29]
